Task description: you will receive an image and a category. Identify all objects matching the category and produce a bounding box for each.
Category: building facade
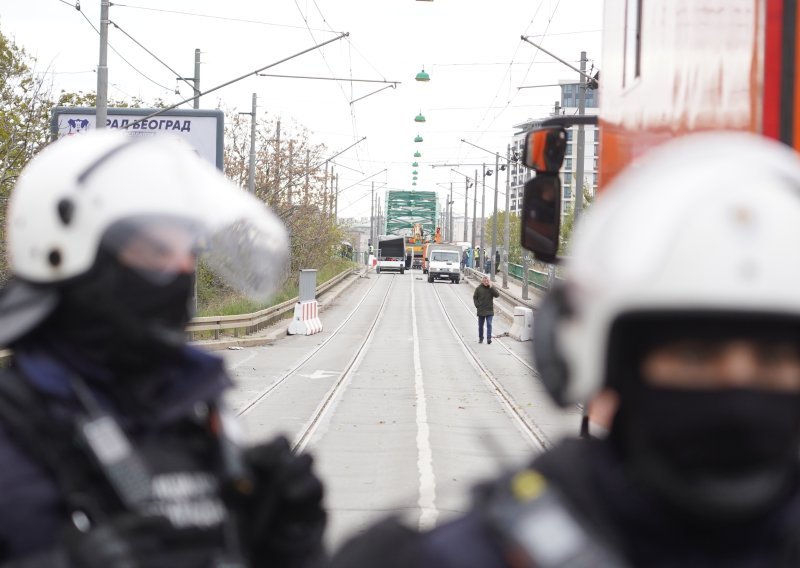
[509,80,600,216]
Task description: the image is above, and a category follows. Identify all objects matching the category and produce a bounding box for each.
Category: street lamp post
[503,144,511,289]
[480,164,487,272]
[472,169,478,265]
[490,152,499,281]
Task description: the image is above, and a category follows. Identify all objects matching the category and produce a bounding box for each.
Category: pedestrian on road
[473,275,499,344]
[495,250,501,274]
[0,131,326,568]
[326,132,800,568]
[461,250,468,271]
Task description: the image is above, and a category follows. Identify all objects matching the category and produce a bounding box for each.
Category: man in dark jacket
[473,275,499,344]
[327,133,800,567]
[0,132,326,568]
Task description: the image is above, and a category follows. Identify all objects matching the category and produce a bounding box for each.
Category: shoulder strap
[475,468,629,568]
[0,367,106,521]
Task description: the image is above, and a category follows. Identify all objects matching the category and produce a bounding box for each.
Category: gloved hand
[241,436,326,568]
[61,514,173,568]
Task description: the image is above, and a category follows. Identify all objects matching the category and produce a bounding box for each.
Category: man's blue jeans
[478,315,493,341]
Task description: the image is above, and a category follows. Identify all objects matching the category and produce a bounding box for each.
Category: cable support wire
[110,21,196,93]
[122,32,348,129]
[467,0,562,166]
[291,0,369,172]
[110,2,335,33]
[71,4,173,93]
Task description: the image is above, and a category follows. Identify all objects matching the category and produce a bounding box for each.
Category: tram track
[429,282,550,451]
[290,273,397,453]
[443,282,538,374]
[236,273,394,422]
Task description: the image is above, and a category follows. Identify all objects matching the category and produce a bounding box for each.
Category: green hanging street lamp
[412,161,419,167]
[414,151,421,158]
[412,170,418,175]
[412,181,417,186]
[414,112,426,123]
[413,176,418,181]
[415,68,431,82]
[414,134,423,143]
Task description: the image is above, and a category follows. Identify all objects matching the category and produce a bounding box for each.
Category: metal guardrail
[507,263,551,291]
[187,266,357,339]
[0,266,359,362]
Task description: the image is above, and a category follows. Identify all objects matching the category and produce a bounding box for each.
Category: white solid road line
[411,272,438,531]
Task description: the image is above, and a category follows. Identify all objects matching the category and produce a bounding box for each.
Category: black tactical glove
[241,436,326,568]
[61,514,173,568]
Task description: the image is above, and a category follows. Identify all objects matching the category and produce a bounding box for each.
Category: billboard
[50,107,225,170]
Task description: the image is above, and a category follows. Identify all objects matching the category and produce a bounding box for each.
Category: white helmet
[534,131,800,405]
[0,130,289,344]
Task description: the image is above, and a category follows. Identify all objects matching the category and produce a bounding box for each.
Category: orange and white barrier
[288,300,323,335]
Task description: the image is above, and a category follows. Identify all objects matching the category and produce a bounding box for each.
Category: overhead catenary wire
[68,2,175,93]
[111,2,336,33]
[122,32,349,129]
[474,0,562,139]
[110,21,197,95]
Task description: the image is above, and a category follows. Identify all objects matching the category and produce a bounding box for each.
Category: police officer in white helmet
[0,131,325,567]
[328,132,800,567]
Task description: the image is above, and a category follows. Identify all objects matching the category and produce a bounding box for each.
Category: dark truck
[376,236,406,274]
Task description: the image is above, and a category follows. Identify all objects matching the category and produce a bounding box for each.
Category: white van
[426,244,462,283]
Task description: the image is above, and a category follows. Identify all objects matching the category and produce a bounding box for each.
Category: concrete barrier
[288,300,323,335]
[509,306,533,341]
[288,269,324,336]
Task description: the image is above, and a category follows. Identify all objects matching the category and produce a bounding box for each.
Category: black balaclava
[606,313,800,523]
[39,247,194,379]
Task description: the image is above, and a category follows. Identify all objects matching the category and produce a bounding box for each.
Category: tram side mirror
[522,127,567,173]
[521,174,562,264]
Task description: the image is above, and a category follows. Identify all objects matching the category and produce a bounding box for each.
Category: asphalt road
[219,269,580,550]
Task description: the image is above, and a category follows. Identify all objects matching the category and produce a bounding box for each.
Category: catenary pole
[480,164,486,272]
[575,51,587,217]
[247,93,257,194]
[463,178,469,243]
[193,48,201,109]
[490,152,499,281]
[96,0,110,129]
[471,169,478,262]
[370,182,375,261]
[304,149,310,205]
[449,182,454,243]
[503,144,510,289]
[275,119,281,199]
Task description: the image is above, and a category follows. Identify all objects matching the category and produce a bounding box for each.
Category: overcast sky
[3,0,603,220]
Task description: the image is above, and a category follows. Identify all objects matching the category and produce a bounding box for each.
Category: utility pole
[480,163,486,272]
[490,152,499,281]
[304,148,310,206]
[96,0,110,129]
[463,178,469,243]
[449,182,454,244]
[329,167,334,219]
[502,144,511,289]
[335,173,339,222]
[243,93,257,194]
[274,119,281,199]
[575,51,588,217]
[193,49,201,109]
[287,140,294,204]
[370,182,375,260]
[471,169,478,263]
[323,160,329,217]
